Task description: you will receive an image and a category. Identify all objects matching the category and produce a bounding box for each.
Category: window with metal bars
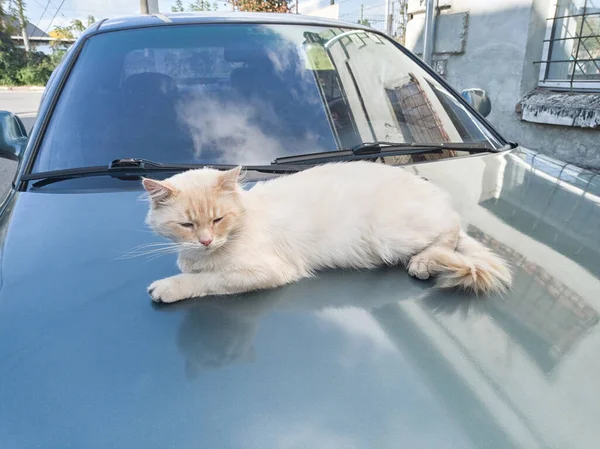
[538,0,600,89]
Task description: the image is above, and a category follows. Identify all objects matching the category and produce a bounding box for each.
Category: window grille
[537,0,600,90]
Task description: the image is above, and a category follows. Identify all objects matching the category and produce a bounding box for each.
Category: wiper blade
[22,158,303,188]
[351,141,491,154]
[272,142,493,165]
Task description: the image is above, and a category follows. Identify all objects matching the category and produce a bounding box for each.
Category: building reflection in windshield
[467,225,598,373]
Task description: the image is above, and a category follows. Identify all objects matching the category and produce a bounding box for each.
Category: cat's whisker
[120,248,179,258]
[142,246,195,261]
[125,242,183,249]
[126,244,180,251]
[119,243,191,259]
[125,242,185,250]
[122,227,157,234]
[120,251,181,260]
[145,252,180,261]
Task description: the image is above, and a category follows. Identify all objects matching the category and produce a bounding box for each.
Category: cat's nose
[199,238,213,247]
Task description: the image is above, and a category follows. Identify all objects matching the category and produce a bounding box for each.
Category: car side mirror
[0,111,27,161]
[461,88,492,118]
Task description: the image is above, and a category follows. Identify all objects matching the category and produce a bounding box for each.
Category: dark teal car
[1,12,600,449]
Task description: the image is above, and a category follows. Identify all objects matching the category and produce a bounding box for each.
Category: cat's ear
[142,178,177,203]
[218,166,242,192]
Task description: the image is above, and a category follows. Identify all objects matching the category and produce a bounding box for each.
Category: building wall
[404,0,600,170]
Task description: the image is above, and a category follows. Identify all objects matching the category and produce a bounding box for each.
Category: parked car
[1,12,600,449]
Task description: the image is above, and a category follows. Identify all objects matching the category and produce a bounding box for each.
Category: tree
[357,4,370,28]
[0,0,18,35]
[0,22,57,86]
[188,0,217,11]
[235,0,292,13]
[171,0,184,12]
[49,16,95,49]
[70,15,96,33]
[70,19,86,34]
[0,0,6,32]
[172,0,218,12]
[48,25,73,49]
[14,0,29,52]
[0,1,69,86]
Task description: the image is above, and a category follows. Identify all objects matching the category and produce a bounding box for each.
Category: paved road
[0,91,44,197]
[20,116,37,134]
[0,91,43,115]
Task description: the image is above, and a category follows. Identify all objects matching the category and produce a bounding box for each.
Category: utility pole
[384,0,393,36]
[140,0,149,14]
[15,0,30,52]
[148,0,159,13]
[396,0,408,45]
[423,0,437,65]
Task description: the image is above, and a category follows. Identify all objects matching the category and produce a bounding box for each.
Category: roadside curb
[0,86,45,92]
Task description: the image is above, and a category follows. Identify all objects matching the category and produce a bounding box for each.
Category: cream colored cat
[143,162,511,303]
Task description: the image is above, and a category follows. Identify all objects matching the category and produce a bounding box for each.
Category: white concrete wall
[404,0,600,169]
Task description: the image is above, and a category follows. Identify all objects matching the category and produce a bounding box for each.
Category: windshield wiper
[22,158,303,188]
[272,142,494,165]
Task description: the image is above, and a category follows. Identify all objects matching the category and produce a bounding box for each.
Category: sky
[23,0,386,36]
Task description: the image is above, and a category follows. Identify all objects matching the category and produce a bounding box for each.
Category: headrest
[122,72,178,97]
[224,45,273,64]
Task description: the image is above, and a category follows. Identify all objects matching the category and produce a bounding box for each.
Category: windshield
[33,24,502,173]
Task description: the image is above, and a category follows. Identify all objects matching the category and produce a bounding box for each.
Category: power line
[34,0,52,32]
[28,0,65,17]
[335,0,361,7]
[303,0,345,11]
[44,0,66,33]
[48,6,137,16]
[360,3,386,12]
[29,0,50,8]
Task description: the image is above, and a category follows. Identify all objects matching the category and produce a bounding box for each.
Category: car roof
[96,11,371,33]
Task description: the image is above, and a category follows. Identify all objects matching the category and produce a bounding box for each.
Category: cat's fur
[143,162,511,303]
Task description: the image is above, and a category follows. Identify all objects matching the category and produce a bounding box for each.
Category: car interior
[39,41,340,169]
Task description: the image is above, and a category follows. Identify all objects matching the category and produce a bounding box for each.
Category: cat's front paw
[148,276,189,303]
[407,255,432,280]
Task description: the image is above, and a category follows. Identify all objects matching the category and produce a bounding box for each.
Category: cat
[142,162,512,303]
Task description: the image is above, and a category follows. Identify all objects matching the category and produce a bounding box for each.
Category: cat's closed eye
[213,217,224,224]
[179,222,194,228]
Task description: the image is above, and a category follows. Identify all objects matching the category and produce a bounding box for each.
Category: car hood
[1,148,600,448]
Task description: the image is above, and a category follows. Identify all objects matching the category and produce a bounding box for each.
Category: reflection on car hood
[1,148,600,448]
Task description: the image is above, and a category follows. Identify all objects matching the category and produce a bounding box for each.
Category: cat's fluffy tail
[434,232,512,295]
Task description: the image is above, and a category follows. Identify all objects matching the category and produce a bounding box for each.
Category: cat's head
[142,167,244,253]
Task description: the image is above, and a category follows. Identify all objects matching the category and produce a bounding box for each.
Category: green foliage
[48,15,95,50]
[188,0,216,11]
[14,59,54,85]
[0,30,24,85]
[236,0,292,13]
[172,0,185,12]
[0,2,90,86]
[172,0,217,12]
[0,29,62,86]
[0,0,8,32]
